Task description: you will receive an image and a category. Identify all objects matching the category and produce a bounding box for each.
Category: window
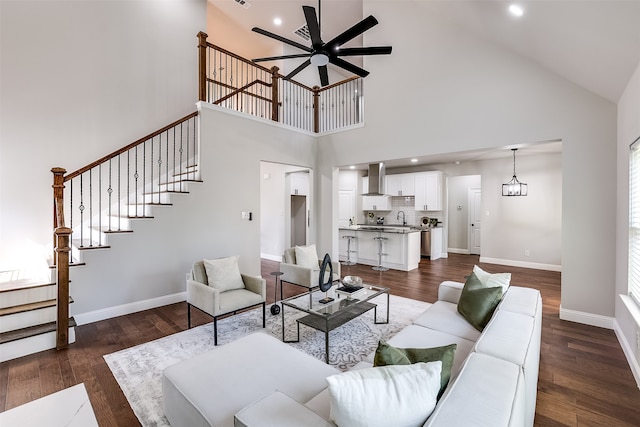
[629,136,640,305]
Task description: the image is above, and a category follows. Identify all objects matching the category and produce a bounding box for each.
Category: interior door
[469,188,482,255]
[338,189,355,227]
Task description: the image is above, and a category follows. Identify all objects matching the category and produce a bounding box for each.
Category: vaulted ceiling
[211,0,640,103]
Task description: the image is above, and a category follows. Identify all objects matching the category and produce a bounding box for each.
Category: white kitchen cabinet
[289,172,309,196]
[386,173,415,196]
[430,227,443,260]
[414,171,443,211]
[361,176,391,210]
[352,230,420,271]
[357,232,380,262]
[383,233,404,265]
[362,195,391,211]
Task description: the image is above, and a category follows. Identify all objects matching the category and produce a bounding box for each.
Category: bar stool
[342,235,357,266]
[372,235,389,271]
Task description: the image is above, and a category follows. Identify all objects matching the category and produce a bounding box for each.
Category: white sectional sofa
[162,280,542,427]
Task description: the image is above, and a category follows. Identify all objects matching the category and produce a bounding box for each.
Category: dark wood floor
[1,254,639,426]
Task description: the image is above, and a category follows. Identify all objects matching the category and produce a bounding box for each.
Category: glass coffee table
[281,284,390,363]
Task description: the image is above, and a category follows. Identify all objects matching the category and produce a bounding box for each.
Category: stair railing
[51,111,198,348]
[197,32,363,133]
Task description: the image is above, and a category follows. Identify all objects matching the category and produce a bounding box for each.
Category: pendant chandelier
[502,148,528,196]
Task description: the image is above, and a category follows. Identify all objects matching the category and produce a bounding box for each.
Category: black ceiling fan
[251,1,392,87]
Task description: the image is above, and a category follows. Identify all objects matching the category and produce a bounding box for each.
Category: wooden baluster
[197,32,208,102]
[313,86,320,133]
[51,167,66,266]
[270,66,279,122]
[55,226,71,350]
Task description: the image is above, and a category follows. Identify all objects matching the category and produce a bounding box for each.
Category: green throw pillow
[373,341,457,399]
[457,272,503,332]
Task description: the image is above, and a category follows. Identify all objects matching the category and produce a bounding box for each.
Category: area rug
[104,294,430,427]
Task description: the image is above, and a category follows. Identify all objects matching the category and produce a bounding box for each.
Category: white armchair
[280,245,341,301]
[186,256,266,345]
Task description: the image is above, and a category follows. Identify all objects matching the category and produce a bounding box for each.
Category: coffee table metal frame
[281,284,390,363]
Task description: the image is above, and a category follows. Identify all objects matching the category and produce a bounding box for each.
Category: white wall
[615,60,640,381]
[316,1,616,320]
[69,104,316,320]
[0,0,205,271]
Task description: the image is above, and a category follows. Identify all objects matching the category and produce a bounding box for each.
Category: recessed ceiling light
[508,4,524,17]
[411,159,418,163]
[349,165,355,169]
[273,17,282,26]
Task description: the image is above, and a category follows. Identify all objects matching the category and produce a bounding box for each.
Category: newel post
[270,66,280,122]
[51,167,66,266]
[312,86,320,133]
[197,31,208,102]
[55,226,72,350]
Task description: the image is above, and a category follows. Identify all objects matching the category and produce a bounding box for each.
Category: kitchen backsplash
[364,196,443,227]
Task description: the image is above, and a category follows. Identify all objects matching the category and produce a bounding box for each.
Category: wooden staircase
[0,277,76,362]
[0,113,200,362]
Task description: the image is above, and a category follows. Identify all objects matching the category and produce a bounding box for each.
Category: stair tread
[143,191,189,195]
[0,296,74,316]
[164,179,203,185]
[0,317,77,345]
[71,241,111,250]
[0,279,55,293]
[101,228,134,233]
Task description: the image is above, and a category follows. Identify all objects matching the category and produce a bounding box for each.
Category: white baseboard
[559,305,614,329]
[260,253,282,262]
[479,257,561,272]
[447,248,470,255]
[613,318,640,389]
[73,292,186,326]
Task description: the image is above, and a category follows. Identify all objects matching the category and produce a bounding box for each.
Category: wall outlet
[524,249,530,257]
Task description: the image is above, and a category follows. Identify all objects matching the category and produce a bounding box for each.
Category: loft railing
[197,32,363,133]
[51,112,198,348]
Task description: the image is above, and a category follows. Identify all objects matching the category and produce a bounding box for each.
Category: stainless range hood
[363,162,386,195]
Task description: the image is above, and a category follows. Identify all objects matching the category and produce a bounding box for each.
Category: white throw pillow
[326,362,442,427]
[203,256,245,292]
[473,265,511,294]
[294,244,319,269]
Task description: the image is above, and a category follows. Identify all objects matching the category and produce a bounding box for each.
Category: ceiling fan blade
[330,57,370,78]
[325,15,378,49]
[336,46,392,56]
[318,65,329,87]
[285,59,311,80]
[252,53,311,63]
[302,6,323,49]
[252,27,312,53]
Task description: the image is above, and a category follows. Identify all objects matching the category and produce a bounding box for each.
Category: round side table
[269,271,284,315]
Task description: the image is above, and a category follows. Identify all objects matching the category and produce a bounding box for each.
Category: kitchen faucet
[397,210,406,226]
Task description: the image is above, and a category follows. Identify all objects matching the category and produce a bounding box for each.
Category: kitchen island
[338,225,421,271]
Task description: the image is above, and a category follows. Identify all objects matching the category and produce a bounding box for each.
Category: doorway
[446,175,481,255]
[291,195,307,247]
[259,162,312,261]
[468,188,482,255]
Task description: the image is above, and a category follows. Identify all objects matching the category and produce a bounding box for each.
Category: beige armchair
[186,257,266,345]
[280,245,341,303]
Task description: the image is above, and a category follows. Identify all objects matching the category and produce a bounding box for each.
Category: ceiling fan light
[310,53,329,66]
